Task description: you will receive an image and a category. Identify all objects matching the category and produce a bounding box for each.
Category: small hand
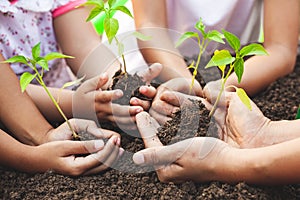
[73,73,144,130]
[34,135,123,176]
[133,112,230,183]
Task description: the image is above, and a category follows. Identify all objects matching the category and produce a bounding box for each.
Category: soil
[1,57,300,199]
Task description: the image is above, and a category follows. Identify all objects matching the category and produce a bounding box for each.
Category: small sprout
[2,42,81,140]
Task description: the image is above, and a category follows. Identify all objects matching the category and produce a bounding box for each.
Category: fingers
[62,139,105,156]
[136,111,162,148]
[137,63,163,83]
[139,85,156,99]
[77,73,109,94]
[149,109,172,125]
[95,89,123,102]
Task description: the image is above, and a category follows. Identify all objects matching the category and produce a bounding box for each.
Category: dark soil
[1,56,300,199]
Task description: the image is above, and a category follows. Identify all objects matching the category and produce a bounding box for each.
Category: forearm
[26,84,74,123]
[225,47,296,96]
[215,138,300,185]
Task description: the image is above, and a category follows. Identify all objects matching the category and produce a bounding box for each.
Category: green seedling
[79,0,151,76]
[205,30,268,116]
[2,43,82,140]
[175,18,225,94]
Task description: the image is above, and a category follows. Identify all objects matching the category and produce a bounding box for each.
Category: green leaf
[240,43,268,57]
[132,31,152,41]
[207,30,224,44]
[1,55,28,65]
[296,105,300,119]
[86,7,105,21]
[195,18,206,37]
[205,50,235,68]
[104,17,119,43]
[108,0,116,8]
[20,72,36,92]
[175,32,198,48]
[114,6,133,18]
[44,52,74,61]
[223,30,240,52]
[233,57,244,83]
[236,88,252,111]
[32,43,41,60]
[36,58,49,71]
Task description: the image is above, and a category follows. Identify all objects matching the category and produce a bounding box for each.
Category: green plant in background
[176,18,268,117]
[296,105,300,119]
[79,0,150,76]
[2,43,82,140]
[205,30,268,116]
[175,18,225,94]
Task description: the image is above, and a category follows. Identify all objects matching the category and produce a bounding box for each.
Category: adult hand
[133,112,230,183]
[73,73,144,130]
[222,92,272,148]
[32,135,122,176]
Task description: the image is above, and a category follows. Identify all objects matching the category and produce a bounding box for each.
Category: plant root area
[1,57,300,199]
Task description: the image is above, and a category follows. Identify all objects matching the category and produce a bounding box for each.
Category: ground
[1,57,300,199]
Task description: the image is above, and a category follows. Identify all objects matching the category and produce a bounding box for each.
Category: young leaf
[207,30,224,44]
[114,6,133,18]
[240,43,268,57]
[32,43,41,60]
[108,0,116,8]
[36,58,49,71]
[236,88,252,111]
[205,50,235,68]
[233,57,244,83]
[86,7,105,22]
[1,55,28,65]
[175,32,198,48]
[44,52,74,61]
[223,30,240,52]
[104,17,119,43]
[195,18,206,37]
[20,72,36,92]
[132,31,152,41]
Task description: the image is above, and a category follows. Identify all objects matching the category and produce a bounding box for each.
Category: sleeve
[52,0,86,18]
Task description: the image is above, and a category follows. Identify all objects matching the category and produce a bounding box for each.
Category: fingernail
[119,148,124,157]
[140,86,147,93]
[116,137,121,146]
[114,90,123,97]
[136,107,143,113]
[133,153,145,165]
[94,140,104,149]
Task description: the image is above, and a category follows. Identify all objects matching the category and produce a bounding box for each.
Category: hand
[133,112,230,183]
[149,78,202,124]
[73,73,144,130]
[32,135,123,176]
[44,118,119,143]
[222,92,272,148]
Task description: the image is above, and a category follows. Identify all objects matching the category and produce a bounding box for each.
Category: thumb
[63,139,105,155]
[77,73,109,93]
[136,111,162,148]
[137,63,163,84]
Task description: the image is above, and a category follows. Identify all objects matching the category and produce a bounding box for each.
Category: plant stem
[35,69,79,139]
[121,53,127,76]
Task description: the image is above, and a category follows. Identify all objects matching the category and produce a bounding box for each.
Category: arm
[0,54,53,145]
[225,0,299,95]
[132,0,193,82]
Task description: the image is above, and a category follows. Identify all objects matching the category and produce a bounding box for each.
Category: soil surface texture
[1,57,300,200]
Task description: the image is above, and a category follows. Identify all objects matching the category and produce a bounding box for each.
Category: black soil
[1,57,300,199]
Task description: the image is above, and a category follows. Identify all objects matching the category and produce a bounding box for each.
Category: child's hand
[73,73,144,130]
[32,135,122,176]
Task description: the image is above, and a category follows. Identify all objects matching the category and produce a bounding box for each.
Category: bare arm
[132,0,193,82]
[226,0,299,95]
[0,54,53,145]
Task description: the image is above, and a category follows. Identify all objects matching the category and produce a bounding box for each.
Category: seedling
[175,18,225,94]
[205,30,268,116]
[2,43,82,140]
[176,18,268,117]
[79,0,150,76]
